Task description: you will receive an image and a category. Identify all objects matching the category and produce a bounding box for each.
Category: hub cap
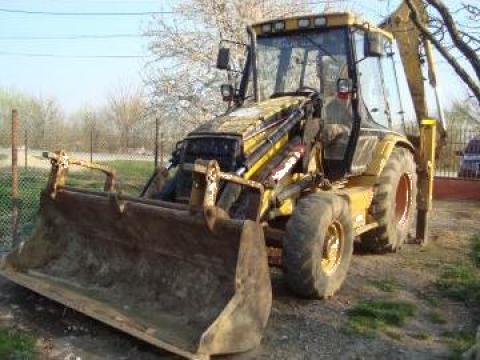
[321,221,344,274]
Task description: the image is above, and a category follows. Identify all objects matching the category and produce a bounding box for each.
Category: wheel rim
[395,174,411,227]
[321,221,344,274]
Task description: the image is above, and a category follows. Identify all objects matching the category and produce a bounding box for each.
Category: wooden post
[11,110,19,246]
[154,117,159,168]
[160,133,165,167]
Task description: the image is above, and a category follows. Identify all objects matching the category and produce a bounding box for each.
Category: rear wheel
[283,193,353,298]
[361,147,417,252]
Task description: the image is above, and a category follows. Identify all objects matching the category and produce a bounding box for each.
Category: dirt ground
[0,200,479,360]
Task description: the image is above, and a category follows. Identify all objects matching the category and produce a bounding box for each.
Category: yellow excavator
[0,1,446,359]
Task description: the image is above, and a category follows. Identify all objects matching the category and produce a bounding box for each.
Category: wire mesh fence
[0,110,182,251]
[0,110,479,252]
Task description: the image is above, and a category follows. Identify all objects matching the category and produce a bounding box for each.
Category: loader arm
[381,0,445,243]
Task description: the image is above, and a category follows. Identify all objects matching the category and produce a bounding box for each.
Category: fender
[364,134,415,177]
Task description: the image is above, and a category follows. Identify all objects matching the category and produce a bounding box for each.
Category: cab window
[354,31,389,129]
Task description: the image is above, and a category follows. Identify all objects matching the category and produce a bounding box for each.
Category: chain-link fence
[1,110,479,252]
[0,110,182,251]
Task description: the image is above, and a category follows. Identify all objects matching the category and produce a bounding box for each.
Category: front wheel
[283,193,354,298]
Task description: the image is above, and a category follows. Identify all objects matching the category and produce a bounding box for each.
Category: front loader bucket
[0,188,272,360]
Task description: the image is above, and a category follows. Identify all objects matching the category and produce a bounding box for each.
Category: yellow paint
[259,189,273,217]
[253,12,393,40]
[244,132,268,155]
[277,198,295,217]
[417,118,437,211]
[365,134,414,177]
[244,135,289,179]
[193,96,304,139]
[335,186,374,229]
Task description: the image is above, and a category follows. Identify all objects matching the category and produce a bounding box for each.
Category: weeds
[442,330,476,360]
[435,235,480,305]
[0,328,36,359]
[370,278,399,293]
[411,330,431,341]
[471,235,480,268]
[427,311,447,325]
[348,300,416,335]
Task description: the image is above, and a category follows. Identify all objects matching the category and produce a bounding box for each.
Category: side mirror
[216,47,231,70]
[365,32,384,58]
[220,84,235,102]
[337,78,353,100]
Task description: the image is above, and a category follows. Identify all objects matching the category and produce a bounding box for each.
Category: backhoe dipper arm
[381,0,445,244]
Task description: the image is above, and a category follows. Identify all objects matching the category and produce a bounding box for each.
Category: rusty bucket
[0,187,271,359]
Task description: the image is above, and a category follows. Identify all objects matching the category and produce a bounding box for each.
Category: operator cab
[220,12,416,179]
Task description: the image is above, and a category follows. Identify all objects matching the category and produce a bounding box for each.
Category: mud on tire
[283,193,354,298]
[360,147,417,253]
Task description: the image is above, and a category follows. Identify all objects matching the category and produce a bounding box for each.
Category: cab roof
[252,11,393,40]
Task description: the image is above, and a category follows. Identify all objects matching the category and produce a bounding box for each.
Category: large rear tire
[283,193,353,298]
[361,147,417,253]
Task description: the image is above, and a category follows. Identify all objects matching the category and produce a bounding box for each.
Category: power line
[0,8,177,16]
[0,51,149,59]
[0,34,147,40]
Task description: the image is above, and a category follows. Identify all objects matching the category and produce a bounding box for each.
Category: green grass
[435,235,480,305]
[0,169,47,241]
[0,328,36,359]
[471,235,480,267]
[0,160,155,244]
[68,160,154,194]
[427,311,447,325]
[347,300,416,335]
[442,330,476,360]
[370,278,399,293]
[411,330,431,341]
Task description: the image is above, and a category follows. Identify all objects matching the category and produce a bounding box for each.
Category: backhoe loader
[0,2,445,359]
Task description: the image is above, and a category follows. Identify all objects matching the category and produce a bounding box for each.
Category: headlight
[261,23,272,33]
[298,18,311,28]
[273,21,285,32]
[314,16,327,27]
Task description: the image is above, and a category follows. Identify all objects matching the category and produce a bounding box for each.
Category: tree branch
[426,0,480,81]
[405,0,480,103]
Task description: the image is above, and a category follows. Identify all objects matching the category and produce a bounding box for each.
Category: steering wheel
[296,86,321,97]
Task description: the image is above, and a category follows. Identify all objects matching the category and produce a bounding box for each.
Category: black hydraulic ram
[238,99,310,176]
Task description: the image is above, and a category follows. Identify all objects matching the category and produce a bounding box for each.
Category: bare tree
[106,87,147,151]
[146,0,313,136]
[403,0,480,103]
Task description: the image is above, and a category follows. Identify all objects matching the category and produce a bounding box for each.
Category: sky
[0,0,473,113]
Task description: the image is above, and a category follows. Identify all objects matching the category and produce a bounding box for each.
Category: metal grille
[437,127,480,178]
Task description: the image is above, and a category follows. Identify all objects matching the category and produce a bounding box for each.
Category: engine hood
[190,96,305,139]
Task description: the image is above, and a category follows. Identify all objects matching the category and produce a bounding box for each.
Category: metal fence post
[11,110,19,246]
[24,128,28,169]
[160,133,165,167]
[154,117,159,168]
[90,125,94,163]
